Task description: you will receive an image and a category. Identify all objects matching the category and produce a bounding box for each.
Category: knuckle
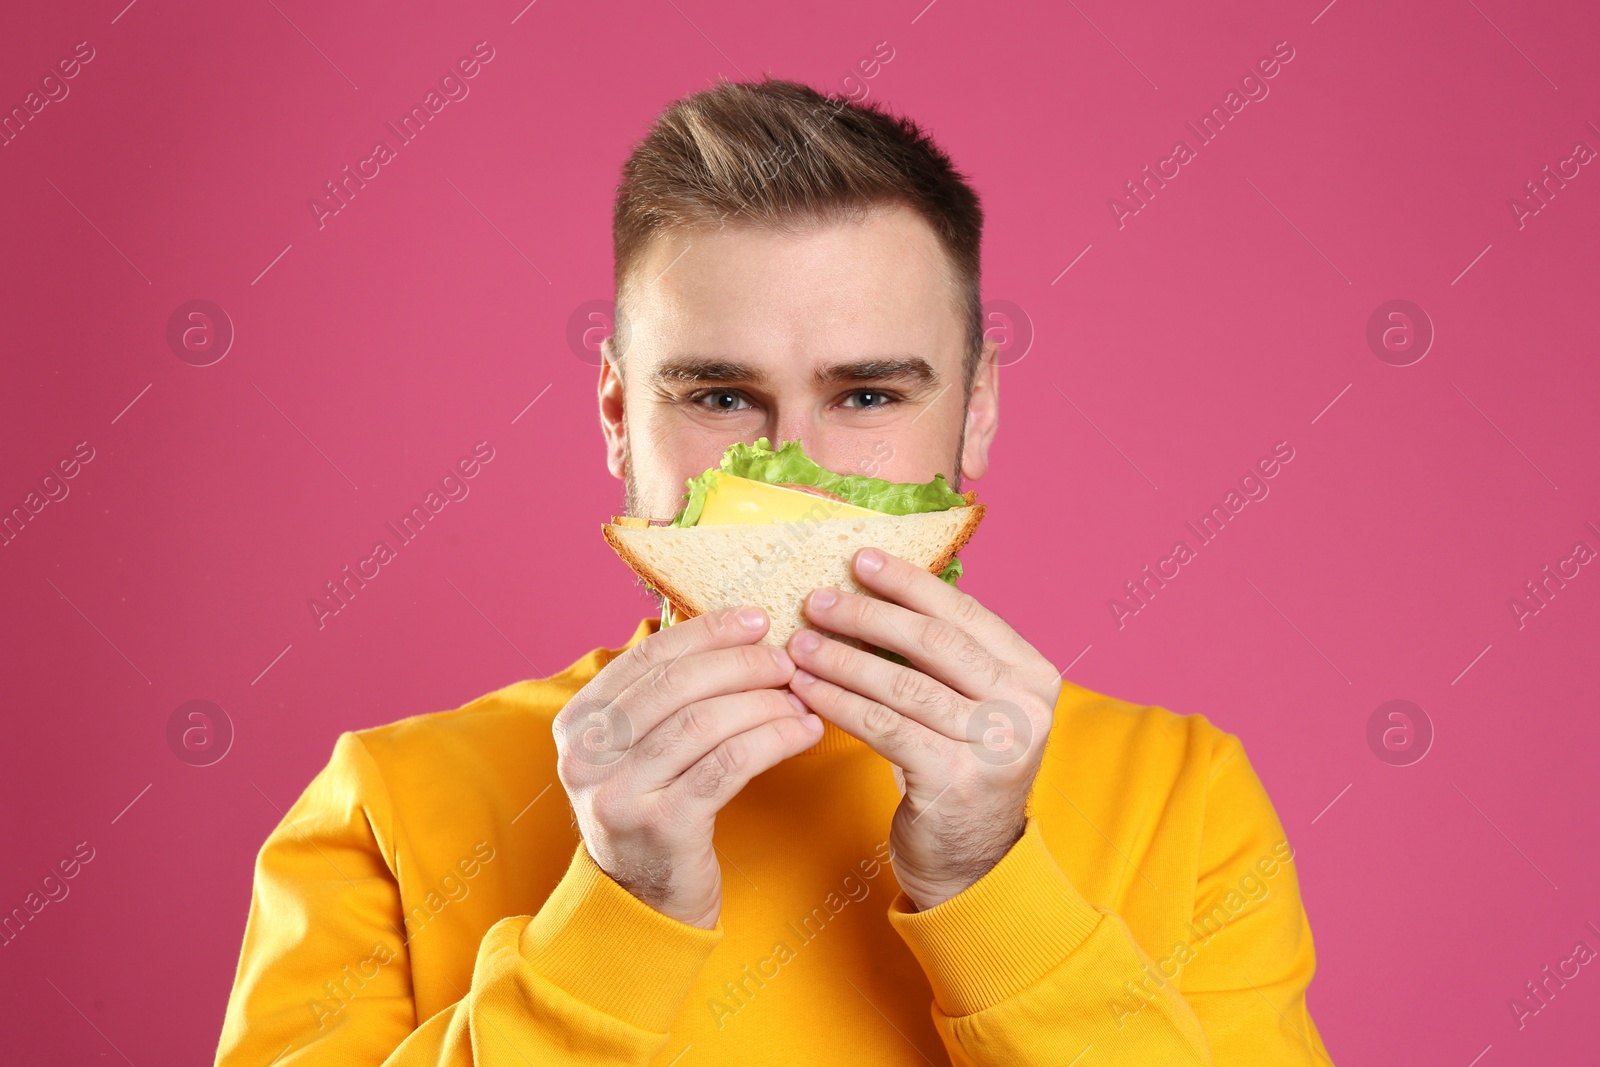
[921,619,964,659]
[861,699,902,740]
[555,752,580,790]
[688,749,734,799]
[555,724,593,781]
[734,644,768,676]
[635,722,673,761]
[923,616,1004,687]
[952,631,996,677]
[646,659,685,703]
[909,672,954,721]
[766,689,799,717]
[552,693,585,736]
[950,590,985,627]
[709,607,743,640]
[770,714,809,749]
[889,667,930,708]
[713,737,749,779]
[678,701,715,745]
[956,632,987,666]
[588,786,629,830]
[630,634,670,673]
[816,633,850,671]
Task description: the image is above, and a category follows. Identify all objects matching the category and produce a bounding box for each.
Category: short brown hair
[612,75,986,398]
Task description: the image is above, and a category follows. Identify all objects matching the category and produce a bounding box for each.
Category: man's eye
[842,390,899,410]
[691,390,753,412]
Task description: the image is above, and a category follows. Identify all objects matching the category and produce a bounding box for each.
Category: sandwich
[602,438,985,649]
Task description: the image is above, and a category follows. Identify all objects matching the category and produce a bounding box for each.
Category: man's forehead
[618,206,965,373]
[630,206,954,307]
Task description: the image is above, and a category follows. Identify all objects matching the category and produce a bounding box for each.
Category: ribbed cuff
[520,843,722,1032]
[887,819,1103,1017]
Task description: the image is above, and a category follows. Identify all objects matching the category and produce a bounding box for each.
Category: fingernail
[793,668,816,685]
[856,548,884,574]
[809,588,836,610]
[738,606,766,629]
[793,630,820,654]
[785,691,807,713]
[772,648,794,672]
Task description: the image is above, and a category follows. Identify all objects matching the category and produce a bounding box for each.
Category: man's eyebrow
[650,356,939,388]
[814,357,938,387]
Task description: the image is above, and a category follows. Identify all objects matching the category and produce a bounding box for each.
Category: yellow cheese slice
[695,472,879,525]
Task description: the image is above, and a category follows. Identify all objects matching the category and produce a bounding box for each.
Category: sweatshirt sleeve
[885,732,1335,1066]
[213,732,721,1066]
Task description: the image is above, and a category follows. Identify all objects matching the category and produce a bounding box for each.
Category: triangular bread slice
[602,505,985,648]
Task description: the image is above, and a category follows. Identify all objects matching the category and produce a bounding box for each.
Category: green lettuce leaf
[672,437,966,524]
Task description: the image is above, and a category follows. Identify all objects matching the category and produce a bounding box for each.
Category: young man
[216,77,1334,1065]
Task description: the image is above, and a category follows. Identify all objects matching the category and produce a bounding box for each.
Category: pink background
[3,0,1598,1062]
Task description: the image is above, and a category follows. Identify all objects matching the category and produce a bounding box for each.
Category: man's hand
[554,606,823,929]
[785,547,1063,911]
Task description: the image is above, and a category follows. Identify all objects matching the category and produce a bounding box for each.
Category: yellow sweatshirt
[215,617,1334,1065]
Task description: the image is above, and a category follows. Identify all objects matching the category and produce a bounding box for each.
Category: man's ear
[960,339,1000,482]
[598,338,627,480]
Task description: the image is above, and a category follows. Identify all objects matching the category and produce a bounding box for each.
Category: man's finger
[785,666,945,772]
[847,547,1019,659]
[668,712,824,810]
[607,641,796,743]
[799,583,1008,703]
[558,606,772,725]
[630,689,807,791]
[787,628,968,741]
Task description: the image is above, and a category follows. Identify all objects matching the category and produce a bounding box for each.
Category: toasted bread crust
[600,522,702,621]
[925,503,985,580]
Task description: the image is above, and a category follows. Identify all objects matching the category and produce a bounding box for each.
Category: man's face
[598,203,999,520]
